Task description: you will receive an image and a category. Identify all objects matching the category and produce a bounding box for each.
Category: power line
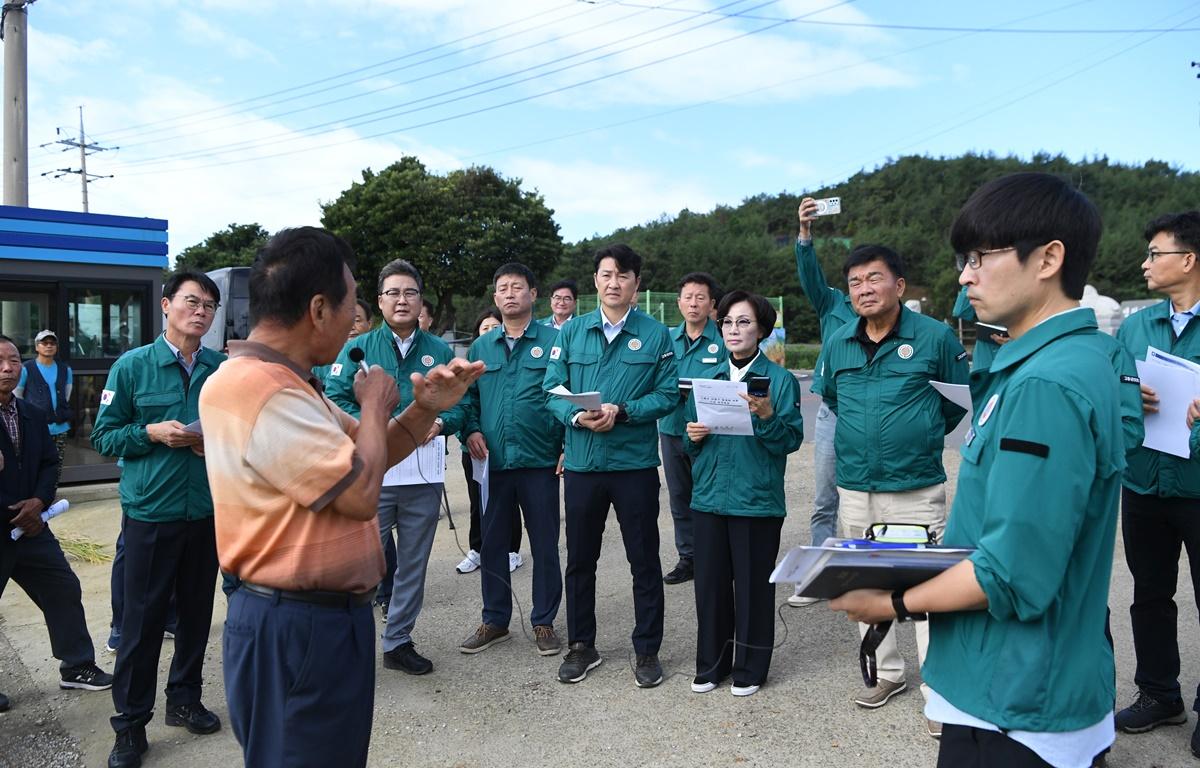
[109,0,692,153]
[592,0,1200,33]
[116,0,797,170]
[94,0,589,141]
[39,106,113,212]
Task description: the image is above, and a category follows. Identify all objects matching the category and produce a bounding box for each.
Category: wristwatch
[433,417,444,432]
[891,589,928,622]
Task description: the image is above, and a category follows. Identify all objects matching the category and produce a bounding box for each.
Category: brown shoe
[534,625,562,656]
[853,678,907,708]
[459,623,510,654]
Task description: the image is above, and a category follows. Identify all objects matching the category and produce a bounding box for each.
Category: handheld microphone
[348,347,371,376]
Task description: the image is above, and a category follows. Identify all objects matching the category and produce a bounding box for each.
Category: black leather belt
[239,581,374,608]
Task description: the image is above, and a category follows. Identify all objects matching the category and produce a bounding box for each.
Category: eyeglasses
[180,295,219,313]
[380,288,421,301]
[1145,248,1193,263]
[955,246,1016,271]
[720,317,755,330]
[550,295,575,304]
[37,339,57,345]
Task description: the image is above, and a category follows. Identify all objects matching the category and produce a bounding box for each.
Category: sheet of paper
[1136,360,1200,459]
[929,381,972,412]
[183,419,203,435]
[382,436,446,486]
[471,455,489,516]
[548,385,603,411]
[692,378,753,436]
[1147,346,1200,376]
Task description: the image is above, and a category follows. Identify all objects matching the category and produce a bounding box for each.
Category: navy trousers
[110,516,217,733]
[108,518,177,647]
[0,525,95,668]
[563,468,663,655]
[481,467,561,629]
[224,588,375,768]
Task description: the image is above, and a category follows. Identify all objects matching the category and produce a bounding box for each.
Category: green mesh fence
[534,291,783,329]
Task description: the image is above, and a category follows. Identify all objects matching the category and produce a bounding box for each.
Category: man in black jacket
[0,333,111,708]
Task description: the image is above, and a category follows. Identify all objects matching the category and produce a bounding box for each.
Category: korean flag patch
[100,389,115,406]
[550,346,562,360]
[331,363,343,377]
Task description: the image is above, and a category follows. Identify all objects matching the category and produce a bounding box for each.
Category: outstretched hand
[411,359,486,415]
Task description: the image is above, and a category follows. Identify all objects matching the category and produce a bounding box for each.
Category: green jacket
[325,325,465,435]
[463,322,564,470]
[1116,300,1200,498]
[683,355,804,516]
[924,308,1123,733]
[543,307,678,472]
[795,240,857,393]
[817,306,969,492]
[952,285,1002,372]
[967,309,1144,464]
[658,319,725,437]
[91,336,226,523]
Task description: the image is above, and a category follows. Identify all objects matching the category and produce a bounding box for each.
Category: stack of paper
[1136,346,1200,459]
[769,538,973,599]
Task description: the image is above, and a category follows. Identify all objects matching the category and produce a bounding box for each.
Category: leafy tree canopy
[320,156,563,331]
[173,222,269,273]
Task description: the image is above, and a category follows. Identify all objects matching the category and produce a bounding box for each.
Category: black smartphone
[747,376,770,398]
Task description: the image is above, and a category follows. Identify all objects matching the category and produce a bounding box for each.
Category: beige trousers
[838,484,947,696]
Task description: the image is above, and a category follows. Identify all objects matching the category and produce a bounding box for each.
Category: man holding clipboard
[832,173,1123,768]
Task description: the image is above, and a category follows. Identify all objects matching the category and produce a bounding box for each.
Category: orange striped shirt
[198,341,384,593]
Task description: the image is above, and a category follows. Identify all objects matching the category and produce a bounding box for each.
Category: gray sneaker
[557,642,602,683]
[534,625,561,656]
[459,624,510,654]
[853,678,907,708]
[634,654,663,688]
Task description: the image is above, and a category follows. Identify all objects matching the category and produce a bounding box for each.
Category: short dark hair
[355,298,373,318]
[548,279,578,299]
[843,244,906,281]
[677,272,722,301]
[493,262,538,291]
[163,269,221,305]
[593,243,643,277]
[249,227,356,328]
[421,298,434,316]
[951,172,1101,300]
[471,307,502,340]
[717,290,776,343]
[1144,211,1200,255]
[376,258,424,294]
[0,333,16,354]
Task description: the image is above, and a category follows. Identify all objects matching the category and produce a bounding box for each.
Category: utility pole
[41,106,115,213]
[2,0,35,206]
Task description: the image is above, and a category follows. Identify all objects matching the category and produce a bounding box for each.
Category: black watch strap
[891,589,928,622]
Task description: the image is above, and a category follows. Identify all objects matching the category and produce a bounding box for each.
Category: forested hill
[555,154,1198,343]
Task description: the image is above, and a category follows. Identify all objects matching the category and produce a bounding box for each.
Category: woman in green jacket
[684,291,805,696]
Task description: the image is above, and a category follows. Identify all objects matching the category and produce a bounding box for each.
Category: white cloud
[177,10,277,63]
[504,156,719,240]
[27,28,116,85]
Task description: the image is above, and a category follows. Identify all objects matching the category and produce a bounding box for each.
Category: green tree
[321,157,563,331]
[173,223,269,272]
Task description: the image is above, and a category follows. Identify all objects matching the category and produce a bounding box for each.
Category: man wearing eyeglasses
[1113,211,1200,757]
[541,279,577,330]
[816,244,968,725]
[92,270,227,767]
[326,258,466,677]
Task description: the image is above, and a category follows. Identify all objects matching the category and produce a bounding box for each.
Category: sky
[15,0,1200,260]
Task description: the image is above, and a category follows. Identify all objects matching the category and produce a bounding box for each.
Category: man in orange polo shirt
[198,228,483,768]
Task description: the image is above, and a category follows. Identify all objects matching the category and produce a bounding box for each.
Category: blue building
[0,204,167,483]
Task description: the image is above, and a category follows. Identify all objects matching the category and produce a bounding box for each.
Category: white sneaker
[787,593,821,607]
[508,552,523,572]
[456,550,481,574]
[691,678,716,693]
[731,683,760,697]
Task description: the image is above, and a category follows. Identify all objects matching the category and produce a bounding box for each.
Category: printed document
[548,385,602,411]
[1136,359,1200,459]
[383,436,446,486]
[692,378,753,436]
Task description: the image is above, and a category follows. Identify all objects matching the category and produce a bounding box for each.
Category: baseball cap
[34,330,58,343]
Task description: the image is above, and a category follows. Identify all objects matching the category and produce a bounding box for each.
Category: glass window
[0,289,52,356]
[68,372,118,470]
[66,286,146,359]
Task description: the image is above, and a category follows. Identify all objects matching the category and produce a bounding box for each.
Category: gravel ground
[2,438,1199,768]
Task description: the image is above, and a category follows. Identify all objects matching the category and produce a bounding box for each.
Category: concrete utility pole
[2,0,34,206]
[41,106,115,212]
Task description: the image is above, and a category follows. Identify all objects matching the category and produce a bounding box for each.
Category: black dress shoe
[663,559,694,585]
[383,642,434,675]
[0,692,9,712]
[165,702,222,735]
[108,727,148,768]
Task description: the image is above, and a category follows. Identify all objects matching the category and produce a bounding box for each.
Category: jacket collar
[989,307,1098,375]
[153,334,217,371]
[672,318,720,345]
[581,306,643,337]
[227,341,323,392]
